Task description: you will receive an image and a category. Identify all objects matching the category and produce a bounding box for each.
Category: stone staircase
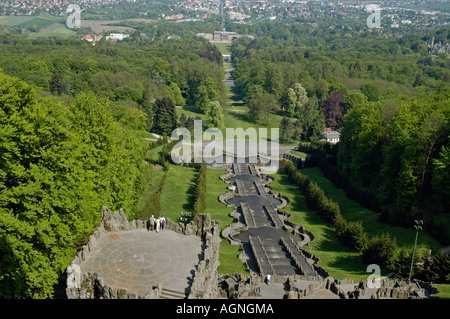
[159,287,187,299]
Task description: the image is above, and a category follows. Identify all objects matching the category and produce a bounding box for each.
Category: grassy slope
[300,167,443,255]
[268,170,370,281]
[206,169,249,275]
[160,164,197,222]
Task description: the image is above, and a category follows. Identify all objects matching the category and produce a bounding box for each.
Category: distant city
[0,0,448,30]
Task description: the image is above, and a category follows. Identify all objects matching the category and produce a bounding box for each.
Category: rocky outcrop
[66,272,161,299]
[188,216,222,299]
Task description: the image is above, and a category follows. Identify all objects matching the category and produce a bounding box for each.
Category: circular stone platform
[80,228,204,296]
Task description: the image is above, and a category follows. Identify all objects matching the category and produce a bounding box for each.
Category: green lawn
[433,284,450,299]
[176,105,284,142]
[160,164,197,222]
[289,149,307,159]
[301,167,443,255]
[206,169,250,275]
[268,170,372,281]
[28,22,77,38]
[212,42,232,56]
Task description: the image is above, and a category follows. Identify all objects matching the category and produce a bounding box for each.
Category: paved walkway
[80,229,203,296]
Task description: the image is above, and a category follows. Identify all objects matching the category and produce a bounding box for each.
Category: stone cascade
[221,163,324,279]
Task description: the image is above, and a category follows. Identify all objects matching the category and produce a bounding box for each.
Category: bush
[335,217,367,252]
[362,233,397,269]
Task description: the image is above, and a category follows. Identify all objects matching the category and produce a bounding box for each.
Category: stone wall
[188,214,222,299]
[66,206,221,299]
[349,278,438,299]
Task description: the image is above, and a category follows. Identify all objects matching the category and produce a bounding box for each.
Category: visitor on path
[266,274,271,286]
[156,218,161,233]
[160,216,166,231]
[149,215,155,231]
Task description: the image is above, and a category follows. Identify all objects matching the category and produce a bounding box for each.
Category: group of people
[149,215,166,232]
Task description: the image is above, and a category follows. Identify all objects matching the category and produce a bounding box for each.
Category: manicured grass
[300,167,443,255]
[160,164,197,222]
[176,106,284,142]
[212,42,232,56]
[433,284,450,299]
[206,168,250,275]
[289,149,307,159]
[218,240,250,275]
[268,170,381,282]
[135,164,166,215]
[206,169,235,232]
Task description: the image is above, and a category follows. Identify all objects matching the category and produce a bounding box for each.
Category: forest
[0,16,448,298]
[0,31,225,298]
[230,24,449,245]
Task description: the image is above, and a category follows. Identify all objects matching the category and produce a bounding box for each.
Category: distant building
[81,34,103,45]
[106,33,130,41]
[196,31,254,43]
[320,130,340,144]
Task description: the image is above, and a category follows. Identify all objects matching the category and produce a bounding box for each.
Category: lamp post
[408,220,423,280]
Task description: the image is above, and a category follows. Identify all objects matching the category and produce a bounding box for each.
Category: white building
[106,33,130,41]
[320,131,340,144]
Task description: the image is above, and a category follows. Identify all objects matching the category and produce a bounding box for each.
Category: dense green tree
[342,90,367,112]
[152,97,178,136]
[286,83,308,117]
[362,233,398,269]
[0,70,151,298]
[195,77,218,114]
[206,101,224,130]
[280,116,294,144]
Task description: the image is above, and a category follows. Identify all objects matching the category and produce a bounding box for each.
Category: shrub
[362,233,397,269]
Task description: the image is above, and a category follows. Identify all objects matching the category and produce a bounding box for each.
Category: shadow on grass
[182,172,197,212]
[271,171,372,279]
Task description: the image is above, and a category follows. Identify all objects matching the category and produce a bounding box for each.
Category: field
[0,15,55,28]
[80,20,136,33]
[28,22,77,38]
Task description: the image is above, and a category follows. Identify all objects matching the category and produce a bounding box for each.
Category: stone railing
[65,207,160,299]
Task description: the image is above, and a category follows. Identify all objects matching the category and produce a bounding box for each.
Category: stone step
[160,288,186,299]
